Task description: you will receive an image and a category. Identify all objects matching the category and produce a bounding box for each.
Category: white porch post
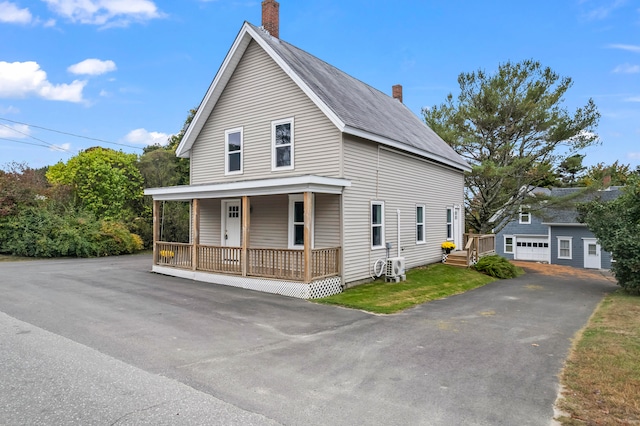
[242,196,250,277]
[304,191,312,283]
[191,198,200,271]
[152,199,160,265]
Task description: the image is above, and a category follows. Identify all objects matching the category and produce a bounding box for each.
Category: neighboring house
[495,186,622,269]
[144,0,470,298]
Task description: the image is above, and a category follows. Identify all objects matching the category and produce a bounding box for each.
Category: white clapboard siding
[199,199,221,245]
[342,135,464,284]
[248,194,288,248]
[314,193,340,248]
[190,40,341,184]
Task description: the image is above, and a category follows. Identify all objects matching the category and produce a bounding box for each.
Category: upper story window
[225,127,243,175]
[519,206,531,224]
[272,118,294,171]
[371,201,385,249]
[416,205,425,244]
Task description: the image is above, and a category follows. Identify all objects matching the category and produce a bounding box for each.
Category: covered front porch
[144,176,351,299]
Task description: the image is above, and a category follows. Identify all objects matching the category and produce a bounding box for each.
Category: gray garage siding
[550,225,612,269]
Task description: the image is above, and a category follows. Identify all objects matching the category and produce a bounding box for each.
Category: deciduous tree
[578,175,640,293]
[46,147,143,220]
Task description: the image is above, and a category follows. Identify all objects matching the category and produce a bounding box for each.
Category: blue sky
[0,0,638,170]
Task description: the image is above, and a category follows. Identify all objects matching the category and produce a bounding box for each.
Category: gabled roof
[176,22,470,172]
[541,186,623,224]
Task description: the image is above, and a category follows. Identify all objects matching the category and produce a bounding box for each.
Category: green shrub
[474,255,523,279]
[0,207,142,258]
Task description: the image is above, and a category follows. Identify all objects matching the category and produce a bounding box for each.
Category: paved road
[0,255,615,425]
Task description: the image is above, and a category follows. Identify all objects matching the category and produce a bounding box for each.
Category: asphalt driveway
[0,255,615,425]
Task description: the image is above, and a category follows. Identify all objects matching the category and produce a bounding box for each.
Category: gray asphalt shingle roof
[248,23,468,171]
[542,186,623,223]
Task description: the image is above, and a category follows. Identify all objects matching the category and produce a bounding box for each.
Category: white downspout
[397,209,401,258]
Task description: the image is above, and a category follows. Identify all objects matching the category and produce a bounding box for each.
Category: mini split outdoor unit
[385,257,406,283]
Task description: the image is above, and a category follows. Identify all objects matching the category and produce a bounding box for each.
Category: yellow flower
[160,250,175,258]
[441,241,456,250]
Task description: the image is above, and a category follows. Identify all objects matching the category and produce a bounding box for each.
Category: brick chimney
[262,0,279,38]
[392,84,403,103]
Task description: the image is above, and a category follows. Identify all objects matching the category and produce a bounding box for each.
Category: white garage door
[515,237,549,262]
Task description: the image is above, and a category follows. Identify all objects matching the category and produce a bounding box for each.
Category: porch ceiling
[144,175,351,201]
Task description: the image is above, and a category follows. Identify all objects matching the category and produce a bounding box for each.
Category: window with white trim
[272,118,294,170]
[504,235,514,254]
[416,205,425,244]
[557,237,572,259]
[519,206,531,224]
[288,194,313,249]
[371,201,385,249]
[446,207,453,240]
[225,127,243,175]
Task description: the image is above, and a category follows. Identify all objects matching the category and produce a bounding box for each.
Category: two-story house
[495,186,621,269]
[144,0,470,298]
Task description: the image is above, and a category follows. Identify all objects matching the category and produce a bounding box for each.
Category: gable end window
[225,127,243,175]
[416,205,425,244]
[557,237,572,259]
[371,201,385,249]
[272,118,294,171]
[519,206,531,224]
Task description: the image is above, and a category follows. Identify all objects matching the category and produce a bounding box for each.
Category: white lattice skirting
[152,266,342,299]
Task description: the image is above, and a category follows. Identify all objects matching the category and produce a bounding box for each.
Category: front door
[583,238,601,269]
[453,206,463,250]
[222,200,241,247]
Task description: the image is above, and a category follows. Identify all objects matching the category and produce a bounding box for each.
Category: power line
[0,117,144,150]
[0,122,73,153]
[0,137,74,153]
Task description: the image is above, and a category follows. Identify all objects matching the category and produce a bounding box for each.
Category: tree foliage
[424,59,600,233]
[578,176,640,293]
[46,147,143,221]
[557,154,586,187]
[0,206,142,257]
[578,161,634,187]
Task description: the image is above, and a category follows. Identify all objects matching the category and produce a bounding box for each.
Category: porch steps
[444,250,470,267]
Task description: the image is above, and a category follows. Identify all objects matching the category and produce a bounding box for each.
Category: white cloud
[0,1,32,24]
[628,152,640,159]
[582,0,627,20]
[0,105,20,114]
[49,142,71,152]
[43,0,164,27]
[0,61,86,102]
[613,63,640,73]
[608,43,640,53]
[0,123,30,138]
[624,96,640,102]
[124,128,170,146]
[68,59,116,76]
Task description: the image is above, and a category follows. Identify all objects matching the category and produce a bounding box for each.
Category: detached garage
[515,236,549,262]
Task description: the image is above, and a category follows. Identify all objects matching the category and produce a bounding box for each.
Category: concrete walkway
[0,255,616,425]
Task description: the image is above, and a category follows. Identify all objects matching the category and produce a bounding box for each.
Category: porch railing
[155,242,192,269]
[248,248,303,280]
[154,243,340,282]
[197,245,242,274]
[463,233,496,265]
[310,247,341,279]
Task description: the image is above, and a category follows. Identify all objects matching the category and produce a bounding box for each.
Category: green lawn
[314,263,496,314]
[556,290,640,424]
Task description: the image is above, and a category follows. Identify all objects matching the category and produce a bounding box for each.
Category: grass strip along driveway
[315,263,496,314]
[556,290,640,425]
